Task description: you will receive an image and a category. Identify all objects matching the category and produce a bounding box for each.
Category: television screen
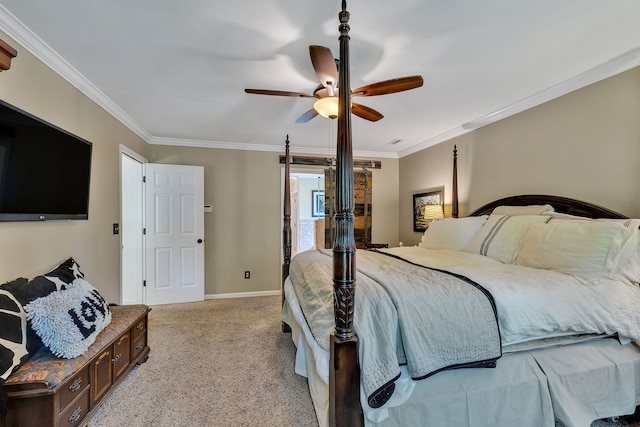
[0,99,92,221]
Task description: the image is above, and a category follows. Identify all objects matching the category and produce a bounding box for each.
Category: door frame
[119,145,147,304]
[280,167,325,260]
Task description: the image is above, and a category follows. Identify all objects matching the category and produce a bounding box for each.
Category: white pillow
[515,221,636,281]
[547,212,593,222]
[492,204,554,215]
[419,216,488,250]
[463,214,550,263]
[596,219,640,285]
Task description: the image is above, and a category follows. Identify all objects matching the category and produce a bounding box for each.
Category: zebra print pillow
[0,287,29,382]
[3,258,85,354]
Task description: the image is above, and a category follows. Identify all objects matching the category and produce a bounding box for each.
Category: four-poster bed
[281,2,640,426]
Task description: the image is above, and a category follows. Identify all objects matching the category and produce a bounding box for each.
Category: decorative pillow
[419,216,488,250]
[463,214,551,263]
[596,219,640,285]
[25,278,111,359]
[3,258,85,355]
[547,212,593,222]
[0,288,29,383]
[1,277,31,422]
[492,204,554,215]
[515,221,636,281]
[3,257,84,305]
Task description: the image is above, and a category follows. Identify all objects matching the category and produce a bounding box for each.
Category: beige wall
[12,27,633,298]
[369,157,400,247]
[0,32,149,302]
[148,145,399,295]
[400,66,640,246]
[0,31,399,301]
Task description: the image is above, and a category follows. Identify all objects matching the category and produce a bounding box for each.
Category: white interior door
[120,153,144,304]
[144,163,205,305]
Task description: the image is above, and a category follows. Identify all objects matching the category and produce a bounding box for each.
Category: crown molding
[149,136,399,159]
[0,5,397,159]
[399,46,640,158]
[0,5,152,143]
[459,47,640,131]
[397,126,469,158]
[3,4,637,160]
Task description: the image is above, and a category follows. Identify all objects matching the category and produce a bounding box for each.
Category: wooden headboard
[468,194,628,219]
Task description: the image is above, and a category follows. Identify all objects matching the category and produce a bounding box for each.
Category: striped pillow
[463,214,550,263]
[515,220,636,281]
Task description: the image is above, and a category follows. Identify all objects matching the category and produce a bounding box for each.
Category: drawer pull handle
[69,407,82,424]
[137,321,144,330]
[112,353,123,363]
[68,377,82,392]
[136,342,144,351]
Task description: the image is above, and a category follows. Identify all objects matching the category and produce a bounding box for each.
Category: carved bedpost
[452,145,459,218]
[329,1,363,426]
[282,136,292,333]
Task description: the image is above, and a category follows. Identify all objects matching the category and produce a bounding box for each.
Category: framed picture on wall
[312,190,325,218]
[413,189,443,232]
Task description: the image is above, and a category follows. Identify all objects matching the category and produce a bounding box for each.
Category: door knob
[197,239,203,244]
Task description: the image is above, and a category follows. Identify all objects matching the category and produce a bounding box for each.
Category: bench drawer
[59,366,90,412]
[59,387,90,427]
[132,316,147,341]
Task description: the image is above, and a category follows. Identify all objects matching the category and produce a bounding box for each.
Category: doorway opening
[290,171,325,257]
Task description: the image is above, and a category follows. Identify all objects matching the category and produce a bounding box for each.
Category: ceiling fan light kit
[314,96,339,119]
[245,31,423,124]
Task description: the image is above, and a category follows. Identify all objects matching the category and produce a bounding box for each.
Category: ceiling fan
[245,45,423,123]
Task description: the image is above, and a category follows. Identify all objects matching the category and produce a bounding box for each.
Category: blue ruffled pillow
[24,278,111,359]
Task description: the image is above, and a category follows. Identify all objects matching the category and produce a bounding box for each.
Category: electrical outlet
[244,271,250,279]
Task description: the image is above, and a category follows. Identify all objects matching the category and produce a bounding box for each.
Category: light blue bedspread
[289,248,501,407]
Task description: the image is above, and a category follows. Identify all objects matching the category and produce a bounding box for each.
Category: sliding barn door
[324,168,372,249]
[144,164,205,305]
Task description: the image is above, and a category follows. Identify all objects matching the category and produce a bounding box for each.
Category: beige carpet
[88,296,317,427]
[87,295,640,427]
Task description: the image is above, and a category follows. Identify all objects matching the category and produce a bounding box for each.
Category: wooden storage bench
[1,304,150,427]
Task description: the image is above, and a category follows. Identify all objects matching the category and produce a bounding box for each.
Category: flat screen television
[0,99,92,221]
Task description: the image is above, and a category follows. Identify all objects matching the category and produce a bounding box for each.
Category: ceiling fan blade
[352,103,384,122]
[352,75,424,97]
[309,45,338,89]
[295,108,319,123]
[245,89,314,98]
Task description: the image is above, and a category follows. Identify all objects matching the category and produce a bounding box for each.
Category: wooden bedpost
[282,135,292,333]
[452,145,459,218]
[329,1,363,426]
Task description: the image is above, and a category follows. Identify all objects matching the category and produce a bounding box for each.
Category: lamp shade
[423,204,444,221]
[314,97,339,119]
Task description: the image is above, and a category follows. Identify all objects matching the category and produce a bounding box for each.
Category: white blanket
[381,247,640,347]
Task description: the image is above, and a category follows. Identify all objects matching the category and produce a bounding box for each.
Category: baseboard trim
[205,290,281,300]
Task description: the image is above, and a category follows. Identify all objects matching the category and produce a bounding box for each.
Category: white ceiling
[1,1,640,158]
